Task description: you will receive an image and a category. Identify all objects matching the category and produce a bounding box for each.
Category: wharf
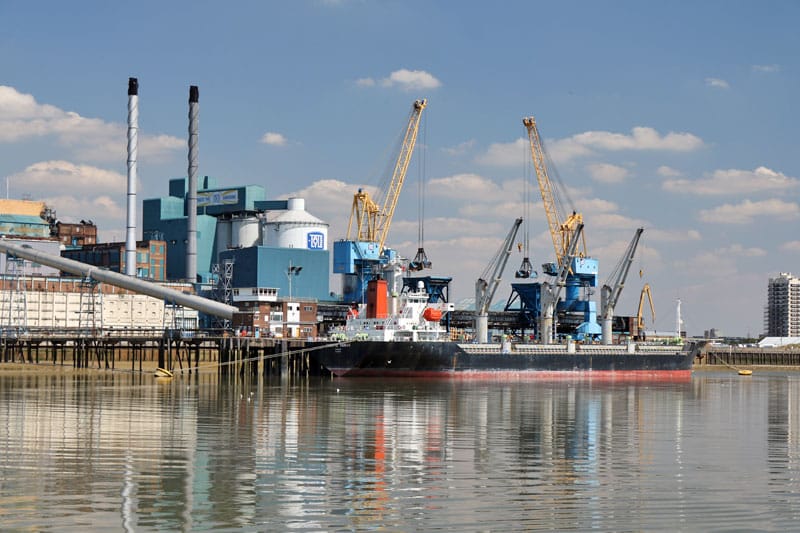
[694,345,800,368]
[0,330,331,378]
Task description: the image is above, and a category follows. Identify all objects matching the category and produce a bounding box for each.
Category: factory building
[0,199,63,276]
[765,272,800,337]
[62,240,167,281]
[231,287,319,338]
[143,177,331,301]
[54,220,98,248]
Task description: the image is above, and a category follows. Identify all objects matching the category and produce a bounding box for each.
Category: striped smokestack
[186,85,199,282]
[125,77,138,277]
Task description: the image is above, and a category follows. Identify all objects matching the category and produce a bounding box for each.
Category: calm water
[1,370,799,531]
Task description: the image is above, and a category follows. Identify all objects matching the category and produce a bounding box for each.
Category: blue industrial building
[142,176,331,301]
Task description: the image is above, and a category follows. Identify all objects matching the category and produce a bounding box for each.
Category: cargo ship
[312,282,695,379]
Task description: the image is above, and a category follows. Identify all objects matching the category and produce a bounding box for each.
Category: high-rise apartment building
[765,273,800,337]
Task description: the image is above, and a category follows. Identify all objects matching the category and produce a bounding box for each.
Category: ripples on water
[1,371,800,531]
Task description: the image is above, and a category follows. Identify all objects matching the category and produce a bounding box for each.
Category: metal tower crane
[522,116,600,340]
[523,116,586,270]
[346,99,427,252]
[335,99,427,304]
[475,217,523,343]
[600,228,644,344]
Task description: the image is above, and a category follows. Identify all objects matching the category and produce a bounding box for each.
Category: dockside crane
[522,116,600,339]
[335,99,427,304]
[523,116,586,271]
[637,283,655,339]
[539,223,584,344]
[600,228,644,344]
[346,99,427,252]
[475,217,523,343]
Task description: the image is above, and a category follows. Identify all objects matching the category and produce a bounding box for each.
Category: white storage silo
[214,218,232,258]
[232,215,260,248]
[264,198,328,250]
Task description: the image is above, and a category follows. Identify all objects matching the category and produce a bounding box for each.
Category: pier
[0,329,332,378]
[694,344,800,368]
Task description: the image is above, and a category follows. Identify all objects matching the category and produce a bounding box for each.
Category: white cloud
[570,127,704,153]
[586,163,629,184]
[590,212,647,230]
[718,244,767,257]
[427,173,503,200]
[699,198,800,224]
[379,69,442,91]
[657,165,682,177]
[441,139,476,156]
[478,126,704,167]
[391,216,504,241]
[355,77,376,87]
[8,160,129,195]
[645,228,702,242]
[284,178,378,239]
[663,166,798,195]
[705,77,730,89]
[0,85,183,163]
[475,138,528,167]
[39,193,126,240]
[753,64,780,73]
[260,131,288,146]
[781,241,800,253]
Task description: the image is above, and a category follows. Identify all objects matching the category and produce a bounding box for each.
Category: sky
[1,0,798,337]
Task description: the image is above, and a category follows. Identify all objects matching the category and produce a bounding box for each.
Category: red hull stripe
[329,369,692,381]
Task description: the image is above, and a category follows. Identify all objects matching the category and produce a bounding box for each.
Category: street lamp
[287,261,302,299]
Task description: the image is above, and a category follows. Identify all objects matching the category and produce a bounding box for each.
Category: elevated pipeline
[0,238,237,320]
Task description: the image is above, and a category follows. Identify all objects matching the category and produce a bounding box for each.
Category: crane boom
[600,228,644,344]
[347,99,427,252]
[474,217,523,342]
[539,223,584,344]
[637,283,655,334]
[523,116,585,267]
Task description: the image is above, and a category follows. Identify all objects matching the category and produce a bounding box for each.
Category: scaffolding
[77,276,102,334]
[2,254,28,335]
[210,259,234,330]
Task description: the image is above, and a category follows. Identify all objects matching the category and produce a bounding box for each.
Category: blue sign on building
[307,232,325,250]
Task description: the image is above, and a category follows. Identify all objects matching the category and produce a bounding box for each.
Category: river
[1,369,798,531]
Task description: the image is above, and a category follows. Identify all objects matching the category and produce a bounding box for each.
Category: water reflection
[1,372,800,530]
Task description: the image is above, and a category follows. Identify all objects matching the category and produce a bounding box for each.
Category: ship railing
[458,343,684,355]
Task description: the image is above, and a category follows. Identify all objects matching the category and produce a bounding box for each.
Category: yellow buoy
[738,369,753,376]
[154,367,173,378]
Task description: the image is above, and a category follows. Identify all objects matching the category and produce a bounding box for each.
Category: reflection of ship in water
[322,378,697,527]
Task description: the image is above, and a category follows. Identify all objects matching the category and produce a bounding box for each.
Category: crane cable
[540,134,576,224]
[522,138,530,256]
[417,113,427,249]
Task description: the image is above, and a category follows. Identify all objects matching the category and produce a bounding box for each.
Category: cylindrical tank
[264,197,329,250]
[232,216,260,248]
[214,219,232,259]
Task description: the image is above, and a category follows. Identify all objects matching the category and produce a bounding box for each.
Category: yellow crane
[637,283,655,334]
[523,116,586,269]
[347,99,427,252]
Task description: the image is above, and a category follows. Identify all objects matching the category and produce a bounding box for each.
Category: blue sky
[1,1,798,336]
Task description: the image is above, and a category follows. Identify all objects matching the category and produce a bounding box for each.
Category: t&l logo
[307,232,324,250]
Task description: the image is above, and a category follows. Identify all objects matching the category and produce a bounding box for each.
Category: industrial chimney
[125,77,138,276]
[186,85,199,282]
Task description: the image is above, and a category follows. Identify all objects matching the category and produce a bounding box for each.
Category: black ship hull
[310,341,693,380]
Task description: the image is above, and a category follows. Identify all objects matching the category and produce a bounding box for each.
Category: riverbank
[0,360,221,375]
